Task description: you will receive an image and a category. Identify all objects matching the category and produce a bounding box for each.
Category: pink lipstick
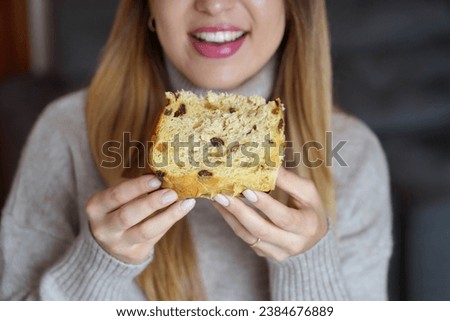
[190,25,247,59]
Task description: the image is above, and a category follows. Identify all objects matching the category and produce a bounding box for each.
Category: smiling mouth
[191,31,248,44]
[189,27,248,59]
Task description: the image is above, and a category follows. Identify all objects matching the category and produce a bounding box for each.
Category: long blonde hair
[86,0,334,300]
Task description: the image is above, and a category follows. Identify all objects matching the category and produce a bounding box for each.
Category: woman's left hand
[212,167,328,261]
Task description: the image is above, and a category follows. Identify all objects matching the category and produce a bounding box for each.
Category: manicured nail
[214,194,230,207]
[180,199,196,211]
[160,190,178,205]
[148,178,162,189]
[243,190,258,203]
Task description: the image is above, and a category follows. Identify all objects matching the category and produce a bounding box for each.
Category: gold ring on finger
[249,237,261,248]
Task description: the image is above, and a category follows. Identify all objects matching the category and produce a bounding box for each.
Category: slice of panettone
[149,90,285,199]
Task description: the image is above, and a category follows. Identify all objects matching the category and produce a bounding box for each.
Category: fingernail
[160,190,178,205]
[214,194,230,207]
[180,199,196,211]
[148,178,162,189]
[243,190,258,203]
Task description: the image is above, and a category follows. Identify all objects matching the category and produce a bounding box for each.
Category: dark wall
[0,0,119,209]
[0,0,449,300]
[51,0,120,86]
[327,0,450,300]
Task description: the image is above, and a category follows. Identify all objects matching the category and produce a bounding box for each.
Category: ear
[148,17,156,32]
[147,0,156,32]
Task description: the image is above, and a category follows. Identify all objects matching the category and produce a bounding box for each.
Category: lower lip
[190,35,247,59]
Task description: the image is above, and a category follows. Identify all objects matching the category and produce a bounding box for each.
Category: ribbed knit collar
[165,55,278,100]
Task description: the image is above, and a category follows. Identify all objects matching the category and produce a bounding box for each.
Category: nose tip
[195,0,236,16]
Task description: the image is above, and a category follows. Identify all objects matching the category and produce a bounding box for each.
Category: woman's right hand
[85,175,196,264]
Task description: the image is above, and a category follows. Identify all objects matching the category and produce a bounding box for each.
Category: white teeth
[194,31,245,43]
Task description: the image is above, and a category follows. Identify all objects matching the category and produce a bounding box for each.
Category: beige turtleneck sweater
[0,57,392,300]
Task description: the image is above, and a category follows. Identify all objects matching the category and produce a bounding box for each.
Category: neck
[165,55,278,100]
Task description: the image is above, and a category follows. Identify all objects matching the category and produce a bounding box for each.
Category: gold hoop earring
[148,17,156,32]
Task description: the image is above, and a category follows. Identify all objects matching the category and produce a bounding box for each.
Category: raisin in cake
[149,90,285,199]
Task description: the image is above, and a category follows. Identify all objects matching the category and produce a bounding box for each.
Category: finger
[212,202,255,245]
[241,189,304,233]
[212,195,287,245]
[245,188,327,239]
[275,167,321,207]
[87,175,162,218]
[106,189,179,231]
[213,203,292,260]
[125,199,196,244]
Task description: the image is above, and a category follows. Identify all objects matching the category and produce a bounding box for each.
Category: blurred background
[1,0,449,300]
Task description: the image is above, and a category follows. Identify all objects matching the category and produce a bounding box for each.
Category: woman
[0,0,392,300]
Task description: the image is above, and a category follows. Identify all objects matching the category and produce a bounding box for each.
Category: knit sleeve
[268,226,349,300]
[267,114,393,300]
[0,101,150,300]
